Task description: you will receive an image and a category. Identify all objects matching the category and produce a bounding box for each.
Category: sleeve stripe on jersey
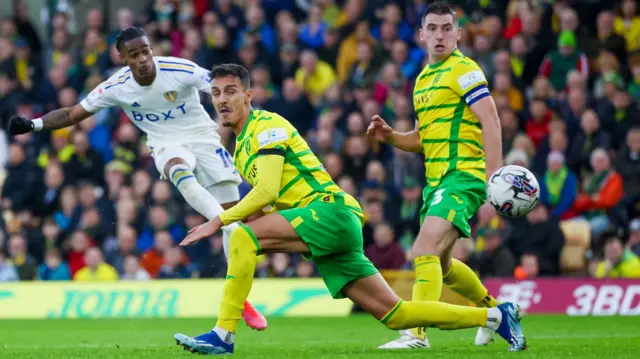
[160,68,195,74]
[464,84,490,106]
[257,148,286,157]
[158,60,196,68]
[104,76,131,89]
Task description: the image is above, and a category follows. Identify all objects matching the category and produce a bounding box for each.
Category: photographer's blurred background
[0,0,639,288]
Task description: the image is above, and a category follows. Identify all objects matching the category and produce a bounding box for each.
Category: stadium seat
[559,220,591,273]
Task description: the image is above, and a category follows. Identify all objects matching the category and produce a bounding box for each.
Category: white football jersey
[80,56,219,149]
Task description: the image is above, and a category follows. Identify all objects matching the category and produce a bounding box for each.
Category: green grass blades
[0,315,639,358]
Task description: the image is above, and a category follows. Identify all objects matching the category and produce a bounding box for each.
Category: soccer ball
[487,165,540,218]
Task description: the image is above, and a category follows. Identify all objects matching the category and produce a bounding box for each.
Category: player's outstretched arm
[469,96,503,179]
[8,104,93,135]
[181,153,284,246]
[367,114,421,153]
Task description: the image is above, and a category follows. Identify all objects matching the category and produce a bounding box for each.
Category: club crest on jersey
[163,91,177,103]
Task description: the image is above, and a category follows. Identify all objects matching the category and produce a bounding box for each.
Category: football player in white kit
[7,27,267,331]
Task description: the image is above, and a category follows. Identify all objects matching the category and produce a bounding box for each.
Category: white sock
[485,307,502,330]
[213,326,234,344]
[170,164,225,221]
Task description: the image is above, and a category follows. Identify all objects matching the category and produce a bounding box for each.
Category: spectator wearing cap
[567,109,611,176]
[472,227,516,278]
[610,88,640,151]
[614,127,640,197]
[594,233,640,278]
[592,51,621,100]
[572,148,624,240]
[295,50,336,106]
[540,151,578,220]
[539,30,589,92]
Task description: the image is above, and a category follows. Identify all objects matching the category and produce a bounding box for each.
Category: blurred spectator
[614,0,640,53]
[73,247,118,281]
[122,255,151,280]
[104,225,139,275]
[594,233,640,278]
[514,253,539,280]
[500,107,522,155]
[2,143,39,212]
[138,206,184,252]
[37,249,71,281]
[66,230,90,276]
[158,247,192,279]
[539,30,589,92]
[32,162,64,219]
[0,250,19,282]
[614,127,640,196]
[540,152,578,220]
[627,219,640,256]
[365,222,405,270]
[567,109,611,175]
[492,71,524,113]
[572,148,623,240]
[65,131,105,186]
[604,85,640,150]
[593,11,627,66]
[472,228,516,278]
[7,234,36,280]
[299,5,327,49]
[295,49,336,105]
[525,98,554,148]
[270,253,295,278]
[264,78,314,136]
[507,205,564,276]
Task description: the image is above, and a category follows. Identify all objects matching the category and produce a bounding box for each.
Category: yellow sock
[443,258,498,308]
[410,255,442,339]
[216,224,261,333]
[382,300,488,331]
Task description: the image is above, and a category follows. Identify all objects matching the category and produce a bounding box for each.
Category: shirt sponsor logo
[457,70,485,91]
[257,128,288,148]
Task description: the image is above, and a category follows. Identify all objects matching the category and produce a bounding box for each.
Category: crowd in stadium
[0,0,640,282]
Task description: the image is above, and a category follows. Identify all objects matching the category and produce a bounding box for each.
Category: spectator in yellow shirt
[295,50,336,106]
[614,0,640,52]
[595,235,640,278]
[74,247,119,281]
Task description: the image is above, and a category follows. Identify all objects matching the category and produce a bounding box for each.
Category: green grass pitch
[0,315,638,358]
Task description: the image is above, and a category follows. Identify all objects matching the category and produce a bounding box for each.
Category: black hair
[422,1,458,26]
[211,63,251,89]
[115,27,147,53]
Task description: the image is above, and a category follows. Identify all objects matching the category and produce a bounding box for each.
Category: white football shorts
[151,142,243,193]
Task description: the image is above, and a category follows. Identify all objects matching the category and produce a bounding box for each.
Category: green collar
[236,110,256,142]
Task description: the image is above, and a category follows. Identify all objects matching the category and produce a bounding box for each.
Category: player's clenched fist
[367,114,393,142]
[8,115,34,135]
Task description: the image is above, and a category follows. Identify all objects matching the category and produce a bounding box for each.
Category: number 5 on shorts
[431,188,445,205]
